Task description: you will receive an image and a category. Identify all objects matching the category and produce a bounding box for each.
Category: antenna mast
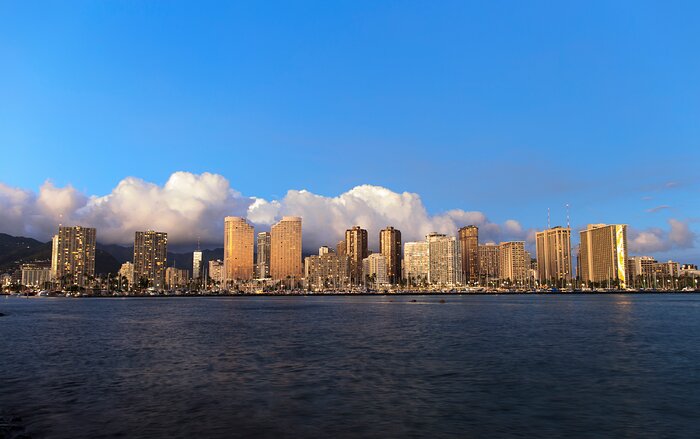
[566,203,570,229]
[547,208,550,229]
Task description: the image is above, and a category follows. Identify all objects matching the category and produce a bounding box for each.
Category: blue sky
[1,1,699,260]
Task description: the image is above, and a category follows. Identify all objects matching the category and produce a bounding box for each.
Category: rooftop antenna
[197,236,201,252]
[547,208,550,229]
[566,203,570,229]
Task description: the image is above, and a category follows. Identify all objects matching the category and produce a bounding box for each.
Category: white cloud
[0,172,533,250]
[629,219,696,254]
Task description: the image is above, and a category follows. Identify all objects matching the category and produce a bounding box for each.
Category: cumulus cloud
[0,172,533,250]
[629,219,696,253]
[248,184,532,250]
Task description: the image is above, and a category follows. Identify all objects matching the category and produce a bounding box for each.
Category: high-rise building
[478,244,500,281]
[256,232,271,279]
[579,224,629,288]
[270,216,303,281]
[50,234,59,280]
[427,233,463,286]
[133,230,168,289]
[535,226,572,285]
[363,253,388,286]
[119,261,134,285]
[458,225,479,284]
[379,226,401,285]
[192,250,202,280]
[345,226,368,285]
[21,263,51,288]
[304,250,350,289]
[403,241,430,286]
[165,267,189,289]
[224,216,255,283]
[499,241,527,283]
[53,225,96,288]
[208,259,224,286]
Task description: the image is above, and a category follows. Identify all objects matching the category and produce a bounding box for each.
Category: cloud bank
[0,172,532,251]
[628,219,696,254]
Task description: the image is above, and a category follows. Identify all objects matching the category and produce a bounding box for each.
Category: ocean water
[1,294,699,438]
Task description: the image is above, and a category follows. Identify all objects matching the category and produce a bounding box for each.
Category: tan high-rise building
[133,230,168,289]
[270,216,302,281]
[579,224,628,288]
[535,226,572,284]
[478,244,500,281]
[53,225,96,288]
[427,233,463,286]
[458,225,479,284]
[499,241,527,283]
[403,241,430,286]
[379,226,401,285]
[304,251,350,289]
[345,226,368,285]
[256,232,271,279]
[224,216,254,283]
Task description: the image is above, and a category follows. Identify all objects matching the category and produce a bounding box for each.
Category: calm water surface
[1,295,700,438]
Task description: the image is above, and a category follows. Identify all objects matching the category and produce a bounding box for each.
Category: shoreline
[2,290,699,298]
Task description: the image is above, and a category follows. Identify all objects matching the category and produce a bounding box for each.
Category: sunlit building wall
[224,216,255,282]
[535,226,572,284]
[579,224,628,288]
[270,216,303,281]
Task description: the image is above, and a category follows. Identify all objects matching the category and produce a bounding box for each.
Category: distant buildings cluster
[8,216,698,292]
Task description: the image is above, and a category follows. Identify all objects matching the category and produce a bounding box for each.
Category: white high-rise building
[427,233,463,286]
[403,241,430,286]
[362,253,388,286]
[192,250,203,280]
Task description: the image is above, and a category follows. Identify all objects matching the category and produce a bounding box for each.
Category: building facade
[304,251,350,289]
[256,232,271,279]
[579,224,629,288]
[165,267,189,289]
[499,241,527,284]
[270,216,303,281]
[208,259,224,286]
[403,241,430,286]
[53,225,96,288]
[133,230,168,289]
[224,216,255,283]
[21,263,51,288]
[458,225,479,284]
[535,226,572,285]
[478,244,500,282]
[345,226,369,285]
[192,250,202,280]
[427,233,463,286]
[379,226,402,285]
[363,253,388,286]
